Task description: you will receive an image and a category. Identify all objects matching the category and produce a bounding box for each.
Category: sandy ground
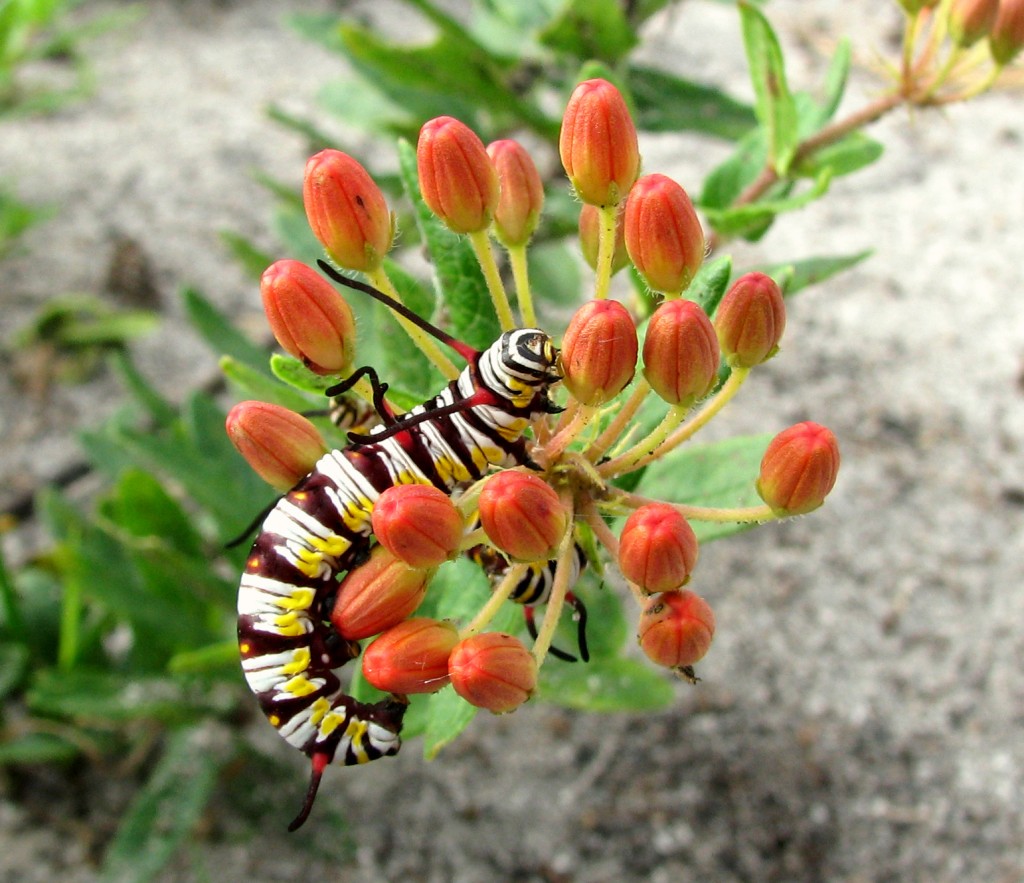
[1,0,1023,880]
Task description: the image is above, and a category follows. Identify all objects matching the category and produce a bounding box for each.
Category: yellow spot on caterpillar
[268,714,281,727]
[319,711,345,737]
[309,534,350,557]
[280,647,311,675]
[239,642,251,654]
[247,557,260,570]
[283,675,318,698]
[273,587,315,611]
[295,548,323,578]
[273,611,307,637]
[293,491,308,501]
[309,697,331,726]
[346,717,370,764]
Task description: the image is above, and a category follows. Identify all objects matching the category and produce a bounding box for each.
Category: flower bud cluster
[227,75,842,753]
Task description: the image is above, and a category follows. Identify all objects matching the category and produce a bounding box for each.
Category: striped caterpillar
[237,265,563,830]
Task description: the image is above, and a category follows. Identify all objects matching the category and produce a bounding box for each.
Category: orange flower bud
[578,204,628,275]
[618,503,699,593]
[486,139,544,247]
[371,484,465,569]
[714,272,786,369]
[260,259,357,376]
[638,590,715,669]
[990,0,1024,63]
[478,472,567,563]
[560,299,638,405]
[417,116,500,234]
[948,0,1000,47]
[448,632,537,713]
[623,174,705,294]
[330,546,432,640]
[559,78,640,207]
[756,422,840,516]
[302,149,393,272]
[642,299,720,407]
[225,401,327,490]
[362,617,459,694]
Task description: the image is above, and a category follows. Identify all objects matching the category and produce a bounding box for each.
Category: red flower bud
[478,472,567,563]
[756,421,840,516]
[302,149,393,272]
[330,546,432,640]
[623,174,705,294]
[362,617,459,694]
[418,117,500,234]
[714,272,786,369]
[642,299,720,407]
[225,401,327,490]
[948,0,1000,47]
[371,484,465,569]
[618,503,699,593]
[559,78,640,207]
[486,139,544,247]
[260,259,357,376]
[990,0,1024,63]
[560,299,638,405]
[578,204,628,275]
[638,590,715,669]
[448,632,537,713]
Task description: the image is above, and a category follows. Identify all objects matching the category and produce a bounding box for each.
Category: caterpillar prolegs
[237,267,565,830]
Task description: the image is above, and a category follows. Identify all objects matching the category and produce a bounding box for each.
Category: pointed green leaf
[738,1,798,172]
[759,249,872,295]
[220,355,318,413]
[0,733,81,765]
[636,433,773,542]
[539,0,638,63]
[701,169,831,239]
[628,64,756,140]
[685,256,733,317]
[183,288,269,374]
[538,657,674,711]
[423,684,478,759]
[795,132,883,179]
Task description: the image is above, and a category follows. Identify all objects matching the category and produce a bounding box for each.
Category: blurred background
[1,1,1022,879]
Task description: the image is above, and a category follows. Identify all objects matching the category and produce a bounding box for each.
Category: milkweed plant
[1,0,1021,867]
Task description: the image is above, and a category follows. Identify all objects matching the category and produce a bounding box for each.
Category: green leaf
[685,256,733,317]
[27,669,235,724]
[538,0,638,63]
[376,259,442,399]
[701,169,831,239]
[182,288,269,375]
[738,1,798,173]
[109,349,177,427]
[699,128,767,212]
[795,132,883,179]
[101,469,204,559]
[220,356,318,414]
[538,657,674,712]
[167,641,239,676]
[219,230,274,281]
[99,725,227,883]
[269,353,338,396]
[628,64,756,140]
[0,733,80,765]
[760,249,872,295]
[0,641,29,699]
[396,138,501,350]
[637,434,773,542]
[423,684,478,760]
[817,37,851,126]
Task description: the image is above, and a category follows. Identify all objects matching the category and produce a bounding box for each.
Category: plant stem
[469,229,516,331]
[507,243,537,327]
[367,267,460,379]
[531,495,576,667]
[584,378,650,462]
[460,562,528,638]
[593,204,617,300]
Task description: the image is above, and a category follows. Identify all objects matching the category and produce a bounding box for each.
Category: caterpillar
[237,264,563,831]
[468,542,590,662]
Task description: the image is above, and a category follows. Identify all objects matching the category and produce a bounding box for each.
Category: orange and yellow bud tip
[560,299,638,406]
[642,299,720,408]
[618,503,699,594]
[714,272,786,369]
[756,421,840,516]
[362,617,460,695]
[225,401,327,491]
[478,472,567,563]
[448,632,537,713]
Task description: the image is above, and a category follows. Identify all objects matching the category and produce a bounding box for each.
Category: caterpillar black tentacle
[238,275,563,830]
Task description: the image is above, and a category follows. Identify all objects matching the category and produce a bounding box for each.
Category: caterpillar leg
[523,594,590,663]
